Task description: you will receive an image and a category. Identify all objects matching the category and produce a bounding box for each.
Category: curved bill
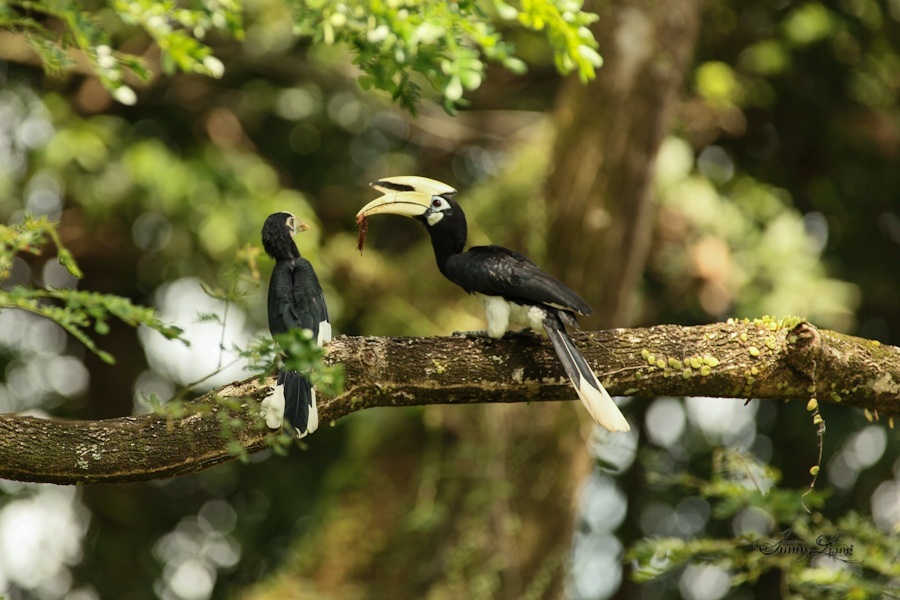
[356,192,431,219]
[357,176,457,219]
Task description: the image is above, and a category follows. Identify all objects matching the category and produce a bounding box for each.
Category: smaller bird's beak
[293,219,311,235]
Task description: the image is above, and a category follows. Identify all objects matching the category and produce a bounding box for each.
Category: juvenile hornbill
[357,176,630,432]
[260,212,331,438]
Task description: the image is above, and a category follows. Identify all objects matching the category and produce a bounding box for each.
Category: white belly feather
[476,293,547,338]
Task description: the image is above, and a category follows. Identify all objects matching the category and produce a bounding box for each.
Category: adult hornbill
[356,176,630,432]
[260,212,331,438]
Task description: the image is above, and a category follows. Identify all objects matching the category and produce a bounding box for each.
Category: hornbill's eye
[431,196,443,208]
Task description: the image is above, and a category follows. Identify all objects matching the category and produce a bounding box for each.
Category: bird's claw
[452,330,488,337]
[503,328,540,339]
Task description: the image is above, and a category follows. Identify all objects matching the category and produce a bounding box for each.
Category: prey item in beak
[356,214,368,254]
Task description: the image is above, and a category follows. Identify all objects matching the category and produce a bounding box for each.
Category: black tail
[279,369,319,438]
[543,316,630,432]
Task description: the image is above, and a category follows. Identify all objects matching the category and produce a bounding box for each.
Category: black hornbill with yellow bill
[356,176,630,432]
[260,212,331,438]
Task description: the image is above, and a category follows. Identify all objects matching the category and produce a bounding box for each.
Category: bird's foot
[503,328,541,339]
[452,330,489,338]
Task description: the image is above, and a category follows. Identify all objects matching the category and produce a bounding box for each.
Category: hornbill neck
[263,233,300,262]
[423,208,467,276]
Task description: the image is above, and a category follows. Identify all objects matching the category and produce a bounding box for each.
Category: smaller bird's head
[357,176,461,228]
[262,212,310,260]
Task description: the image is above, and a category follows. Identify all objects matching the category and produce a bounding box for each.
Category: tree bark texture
[1,320,896,485]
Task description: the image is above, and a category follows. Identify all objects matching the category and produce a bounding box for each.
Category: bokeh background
[0,0,898,598]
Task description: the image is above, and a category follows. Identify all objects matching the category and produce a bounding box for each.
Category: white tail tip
[576,376,630,432]
[260,384,286,430]
[296,387,319,438]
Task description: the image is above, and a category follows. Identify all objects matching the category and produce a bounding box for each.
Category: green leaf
[293,0,602,113]
[0,216,188,363]
[271,329,344,397]
[24,33,76,76]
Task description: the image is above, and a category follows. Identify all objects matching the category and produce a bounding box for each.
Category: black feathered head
[356,176,467,255]
[261,212,310,260]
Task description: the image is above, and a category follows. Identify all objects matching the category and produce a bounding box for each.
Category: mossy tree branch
[1,319,897,485]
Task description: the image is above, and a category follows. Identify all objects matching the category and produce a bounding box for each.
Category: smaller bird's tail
[544,317,630,432]
[261,369,319,438]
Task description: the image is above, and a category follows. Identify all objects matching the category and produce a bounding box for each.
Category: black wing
[265,257,328,437]
[444,245,592,315]
[267,258,329,338]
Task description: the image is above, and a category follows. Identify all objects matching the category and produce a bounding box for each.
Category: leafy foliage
[294,0,601,112]
[273,328,344,398]
[0,0,239,105]
[0,214,185,363]
[629,449,900,598]
[2,0,601,111]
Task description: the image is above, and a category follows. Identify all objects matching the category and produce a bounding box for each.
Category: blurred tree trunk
[250,1,700,598]
[543,1,700,599]
[548,0,701,329]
